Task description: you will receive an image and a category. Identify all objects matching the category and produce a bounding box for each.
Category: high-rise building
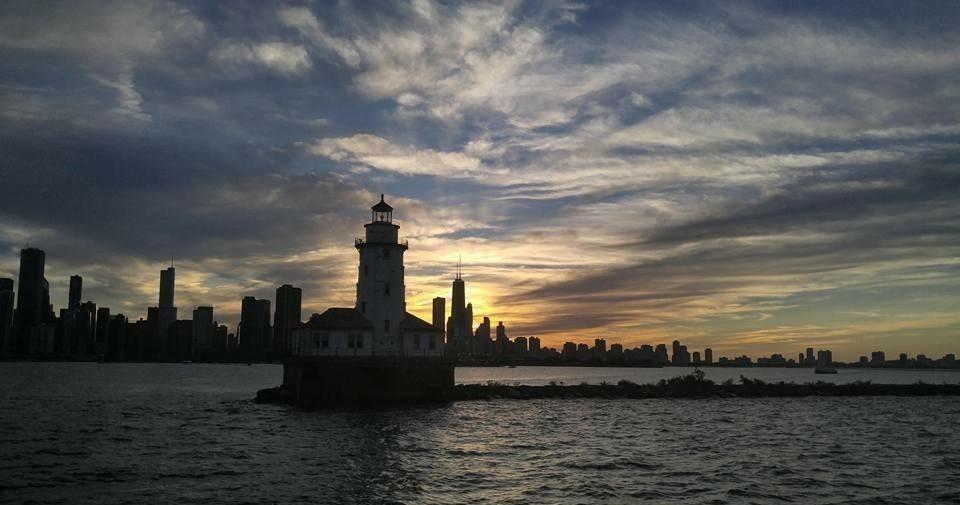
[671,340,682,365]
[274,284,302,355]
[79,301,98,355]
[159,267,175,309]
[817,349,832,367]
[156,267,177,358]
[14,248,47,354]
[693,351,701,365]
[704,348,713,366]
[192,306,214,354]
[655,344,669,365]
[95,307,110,354]
[0,278,13,354]
[447,266,468,352]
[805,347,815,367]
[528,336,541,353]
[475,316,491,354]
[432,297,445,331]
[239,296,271,358]
[871,351,885,367]
[68,275,82,310]
[594,338,607,354]
[107,314,126,359]
[513,336,528,354]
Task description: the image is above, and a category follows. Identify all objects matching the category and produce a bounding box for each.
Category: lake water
[2,363,959,504]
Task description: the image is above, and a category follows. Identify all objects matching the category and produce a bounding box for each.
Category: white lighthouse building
[290,195,443,357]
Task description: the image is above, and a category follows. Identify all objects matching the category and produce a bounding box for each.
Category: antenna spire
[458,255,462,279]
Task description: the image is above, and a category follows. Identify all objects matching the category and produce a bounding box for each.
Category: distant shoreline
[2,358,960,373]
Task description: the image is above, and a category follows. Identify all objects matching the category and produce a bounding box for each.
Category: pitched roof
[371,194,393,212]
[401,312,442,332]
[304,308,372,330]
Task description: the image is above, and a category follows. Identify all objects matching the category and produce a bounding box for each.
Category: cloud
[211,41,312,76]
[306,134,485,177]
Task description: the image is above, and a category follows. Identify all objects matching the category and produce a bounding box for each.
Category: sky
[1,0,958,360]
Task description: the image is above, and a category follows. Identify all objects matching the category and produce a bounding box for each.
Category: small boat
[815,365,837,374]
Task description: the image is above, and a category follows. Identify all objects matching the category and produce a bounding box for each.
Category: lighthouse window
[384,283,390,296]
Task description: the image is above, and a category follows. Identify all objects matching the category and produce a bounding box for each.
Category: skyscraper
[192,306,214,355]
[705,348,713,366]
[432,297,444,331]
[273,284,302,355]
[672,339,681,365]
[156,267,177,358]
[447,266,467,353]
[68,275,82,310]
[0,278,13,354]
[239,296,271,358]
[159,267,175,309]
[95,307,110,354]
[14,248,47,354]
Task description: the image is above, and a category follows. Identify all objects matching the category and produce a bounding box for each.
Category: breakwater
[256,372,960,405]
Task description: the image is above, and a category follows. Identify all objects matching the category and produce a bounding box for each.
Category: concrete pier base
[280,357,456,404]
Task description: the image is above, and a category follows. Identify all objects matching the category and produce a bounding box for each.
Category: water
[2,363,959,504]
[456,365,960,386]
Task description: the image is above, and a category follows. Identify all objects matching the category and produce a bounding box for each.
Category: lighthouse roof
[371,194,393,212]
[304,307,372,330]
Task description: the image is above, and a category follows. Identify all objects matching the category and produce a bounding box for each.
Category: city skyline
[1,2,959,360]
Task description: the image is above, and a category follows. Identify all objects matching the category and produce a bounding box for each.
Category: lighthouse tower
[355,194,407,352]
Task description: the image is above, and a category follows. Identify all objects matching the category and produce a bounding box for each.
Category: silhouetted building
[693,351,701,365]
[14,248,50,354]
[805,347,815,367]
[432,297,445,331]
[817,349,832,367]
[529,336,541,353]
[514,336,528,354]
[475,316,491,354]
[289,195,443,358]
[871,351,885,367]
[213,323,229,355]
[0,278,13,354]
[156,267,177,357]
[594,338,607,355]
[447,261,468,353]
[562,342,577,356]
[655,344,669,365]
[273,284,302,355]
[95,307,110,355]
[78,301,98,355]
[107,314,126,360]
[192,306,214,355]
[68,275,82,310]
[705,348,713,366]
[159,267,175,309]
[239,296,271,358]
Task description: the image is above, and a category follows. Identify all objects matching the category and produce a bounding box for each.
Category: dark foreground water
[2,363,959,504]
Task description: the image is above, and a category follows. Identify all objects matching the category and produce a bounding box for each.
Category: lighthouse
[282,194,452,403]
[355,194,407,351]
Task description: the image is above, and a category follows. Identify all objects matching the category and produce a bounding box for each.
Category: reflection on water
[2,363,959,504]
